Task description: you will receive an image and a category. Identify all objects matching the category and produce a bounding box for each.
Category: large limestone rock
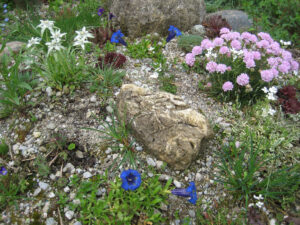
[0,41,25,58]
[116,84,213,170]
[109,0,206,38]
[206,10,253,32]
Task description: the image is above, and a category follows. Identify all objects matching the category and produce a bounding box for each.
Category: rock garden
[0,0,299,224]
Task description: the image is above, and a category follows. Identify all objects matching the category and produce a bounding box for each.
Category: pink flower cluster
[185,28,299,95]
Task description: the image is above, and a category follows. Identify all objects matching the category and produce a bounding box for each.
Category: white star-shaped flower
[46,39,65,55]
[37,20,55,36]
[27,37,41,48]
[74,27,94,41]
[268,108,276,116]
[262,87,269,93]
[73,38,90,50]
[50,29,66,42]
[269,86,278,94]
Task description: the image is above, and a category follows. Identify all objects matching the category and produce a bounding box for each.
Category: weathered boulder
[116,84,213,170]
[109,0,206,38]
[0,41,25,58]
[206,10,253,32]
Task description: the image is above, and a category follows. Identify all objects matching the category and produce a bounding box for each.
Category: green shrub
[159,74,177,94]
[177,35,203,53]
[59,173,172,224]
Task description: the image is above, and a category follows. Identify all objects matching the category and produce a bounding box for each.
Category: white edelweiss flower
[262,87,269,93]
[37,20,54,35]
[267,92,277,101]
[46,39,65,55]
[74,27,94,41]
[256,201,264,208]
[253,194,264,200]
[268,108,276,116]
[50,29,66,42]
[27,37,41,48]
[269,86,278,94]
[73,38,90,50]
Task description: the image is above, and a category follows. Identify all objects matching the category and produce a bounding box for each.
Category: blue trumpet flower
[0,166,7,176]
[121,169,141,191]
[3,4,7,8]
[111,30,127,46]
[98,8,104,16]
[109,13,115,20]
[171,182,197,205]
[166,25,182,43]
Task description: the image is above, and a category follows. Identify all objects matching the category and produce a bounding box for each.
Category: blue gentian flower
[171,182,197,205]
[98,8,104,16]
[3,9,7,13]
[121,169,141,191]
[0,166,7,176]
[111,30,127,46]
[109,13,115,20]
[3,4,7,8]
[4,18,9,22]
[166,25,182,43]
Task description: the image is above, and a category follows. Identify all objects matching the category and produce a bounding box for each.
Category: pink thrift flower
[216,64,227,74]
[222,81,234,92]
[256,40,270,49]
[191,46,202,56]
[278,61,291,74]
[219,46,229,55]
[271,68,279,77]
[236,73,250,86]
[231,40,242,50]
[227,66,232,71]
[206,82,212,88]
[185,53,195,66]
[245,59,255,68]
[261,70,274,82]
[281,50,293,61]
[241,32,252,43]
[213,37,224,46]
[201,39,214,50]
[290,60,299,71]
[249,34,258,43]
[220,27,230,34]
[258,32,273,43]
[235,141,240,148]
[206,61,218,73]
[252,51,261,60]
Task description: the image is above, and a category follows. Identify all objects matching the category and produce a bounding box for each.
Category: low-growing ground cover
[0,0,299,224]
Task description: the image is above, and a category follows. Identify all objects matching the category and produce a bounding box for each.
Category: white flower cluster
[280,40,291,46]
[73,27,94,50]
[205,48,218,59]
[248,194,271,215]
[230,48,243,61]
[262,86,278,101]
[27,20,94,55]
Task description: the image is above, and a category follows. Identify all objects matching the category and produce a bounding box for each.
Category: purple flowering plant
[186,28,299,106]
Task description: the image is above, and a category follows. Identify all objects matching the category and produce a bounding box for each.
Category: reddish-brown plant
[277,85,300,114]
[90,26,115,48]
[97,52,126,69]
[202,15,232,39]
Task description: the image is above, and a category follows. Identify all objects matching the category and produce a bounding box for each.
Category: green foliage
[242,0,300,47]
[68,143,76,151]
[59,173,172,224]
[38,47,89,91]
[0,52,38,118]
[215,133,300,207]
[159,74,177,94]
[0,173,30,211]
[89,65,125,95]
[34,154,50,177]
[0,139,9,156]
[126,37,164,60]
[177,35,204,53]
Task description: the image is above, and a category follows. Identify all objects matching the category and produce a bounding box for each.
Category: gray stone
[146,157,156,167]
[206,10,253,32]
[0,41,25,58]
[173,180,181,188]
[38,181,49,191]
[190,24,206,36]
[109,0,206,38]
[75,150,84,159]
[83,171,92,179]
[116,84,213,170]
[46,218,58,225]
